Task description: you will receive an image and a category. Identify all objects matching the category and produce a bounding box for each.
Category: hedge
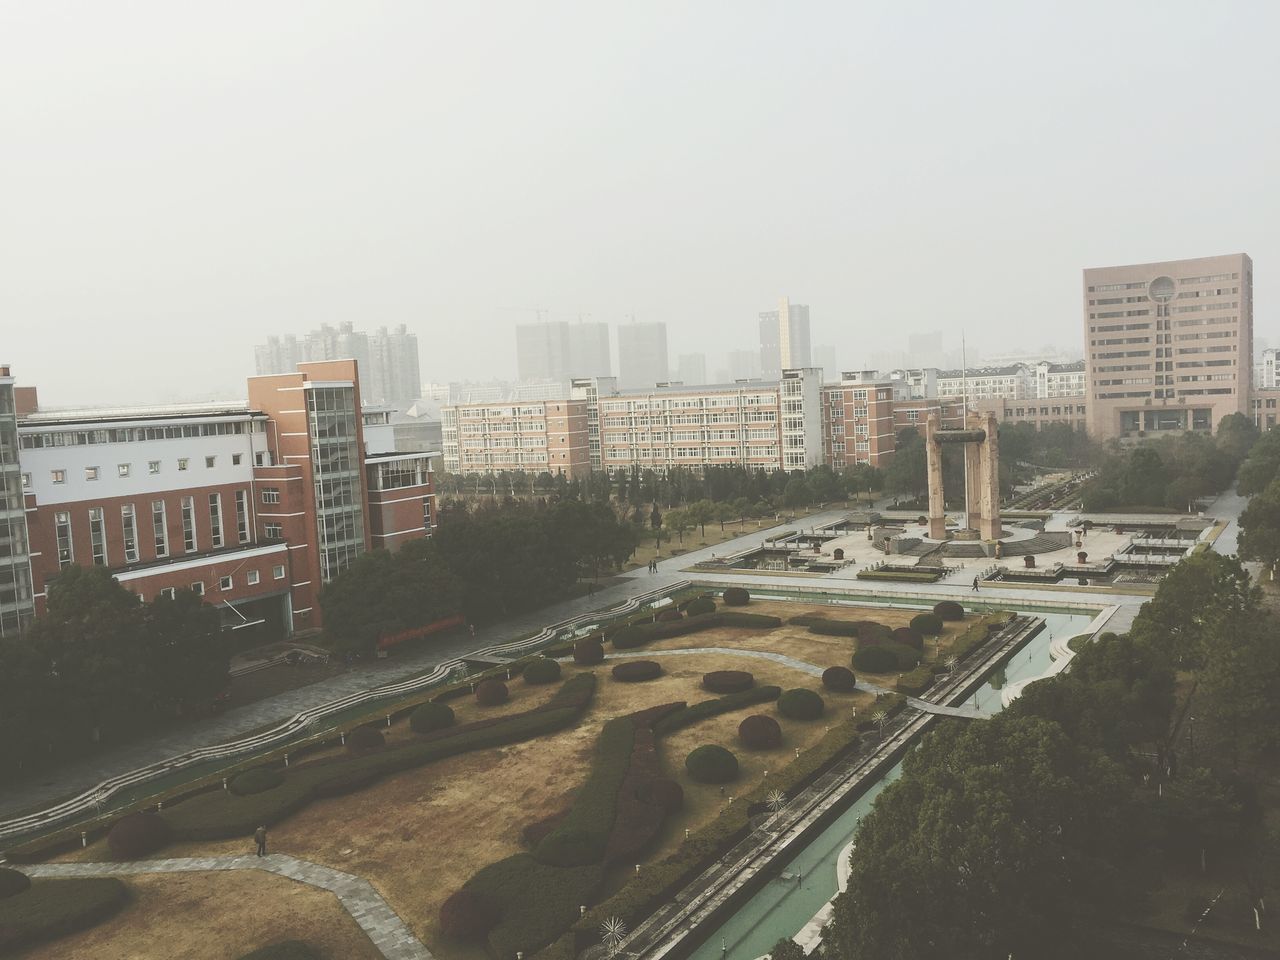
[891,627,923,651]
[409,701,455,734]
[803,618,860,638]
[652,686,783,736]
[655,608,683,622]
[523,658,562,685]
[685,596,716,616]
[157,674,597,842]
[610,612,781,650]
[722,587,750,606]
[702,671,754,694]
[573,637,605,665]
[476,679,510,706]
[636,778,683,814]
[463,854,603,959]
[821,666,857,692]
[851,645,897,674]
[604,725,669,864]
[686,745,739,783]
[238,942,322,960]
[778,688,825,721]
[854,621,893,644]
[107,811,171,860]
[0,876,129,953]
[738,714,782,749]
[611,660,663,682]
[522,811,568,846]
[345,725,385,754]
[909,613,944,636]
[895,666,935,697]
[0,867,30,899]
[856,568,943,583]
[230,767,285,796]
[440,889,501,940]
[934,600,965,621]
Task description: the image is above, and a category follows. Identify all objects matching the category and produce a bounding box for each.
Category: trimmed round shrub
[854,621,892,644]
[345,725,385,754]
[475,678,509,706]
[409,700,455,734]
[574,637,605,665]
[610,626,649,650]
[722,587,750,606]
[910,613,944,636]
[685,744,739,783]
[685,596,716,616]
[107,811,171,860]
[738,714,782,749]
[934,600,965,621]
[612,660,663,682]
[892,627,923,651]
[852,645,898,674]
[439,889,500,940]
[522,657,562,685]
[778,688,825,721]
[637,778,684,813]
[0,866,31,899]
[230,766,285,796]
[702,670,754,694]
[882,641,922,669]
[822,665,857,692]
[656,608,683,622]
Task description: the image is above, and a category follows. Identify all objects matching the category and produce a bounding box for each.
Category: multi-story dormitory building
[3,359,436,639]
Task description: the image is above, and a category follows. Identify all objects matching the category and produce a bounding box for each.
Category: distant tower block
[925,411,1002,542]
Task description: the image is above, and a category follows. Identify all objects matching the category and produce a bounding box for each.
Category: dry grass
[12,870,381,960]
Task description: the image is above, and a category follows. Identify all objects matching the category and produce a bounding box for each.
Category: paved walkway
[603,647,984,718]
[17,853,431,960]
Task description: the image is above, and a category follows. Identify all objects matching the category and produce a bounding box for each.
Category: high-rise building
[812,344,838,381]
[253,323,422,409]
[515,321,612,382]
[675,353,707,385]
[567,322,612,379]
[0,366,34,638]
[759,298,811,379]
[722,350,763,382]
[1084,253,1252,439]
[616,322,669,390]
[907,331,945,369]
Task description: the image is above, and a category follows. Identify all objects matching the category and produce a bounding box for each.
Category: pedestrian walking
[254,825,267,857]
[972,576,980,592]
[468,623,476,638]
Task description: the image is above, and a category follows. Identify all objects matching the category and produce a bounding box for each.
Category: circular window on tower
[1148,276,1176,303]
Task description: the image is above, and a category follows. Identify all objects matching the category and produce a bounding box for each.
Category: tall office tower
[616,322,669,389]
[675,353,707,385]
[812,344,838,381]
[566,322,612,378]
[1084,253,1252,439]
[724,349,763,382]
[0,366,34,638]
[758,298,812,379]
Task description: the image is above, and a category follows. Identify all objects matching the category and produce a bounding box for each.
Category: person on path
[972,576,980,592]
[255,825,267,857]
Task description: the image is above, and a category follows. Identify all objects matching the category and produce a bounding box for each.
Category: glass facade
[307,385,366,581]
[0,380,34,637]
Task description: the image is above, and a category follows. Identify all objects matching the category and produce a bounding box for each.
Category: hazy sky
[4,1,1278,405]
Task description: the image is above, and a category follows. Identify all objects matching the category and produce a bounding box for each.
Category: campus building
[820,372,965,469]
[441,399,591,478]
[1084,253,1253,439]
[0,367,35,638]
[11,359,436,638]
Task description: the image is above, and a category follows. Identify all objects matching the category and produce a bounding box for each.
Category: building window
[21,472,31,488]
[205,456,216,468]
[160,587,176,600]
[209,493,223,548]
[261,487,281,504]
[264,522,283,539]
[89,507,107,566]
[85,466,99,481]
[121,504,139,563]
[55,511,73,569]
[232,453,242,465]
[190,581,204,596]
[272,564,286,580]
[235,490,250,543]
[149,460,161,474]
[118,463,130,477]
[152,500,169,557]
[219,575,233,591]
[179,458,191,471]
[51,469,66,484]
[247,569,260,586]
[181,496,197,552]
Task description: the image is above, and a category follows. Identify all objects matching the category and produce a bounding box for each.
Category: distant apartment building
[515,320,612,382]
[759,299,811,379]
[936,364,1035,402]
[1035,360,1087,398]
[0,367,35,638]
[254,322,422,409]
[1256,347,1279,390]
[675,353,708,386]
[616,322,670,390]
[1084,253,1252,439]
[10,359,435,637]
[721,350,763,383]
[812,344,838,381]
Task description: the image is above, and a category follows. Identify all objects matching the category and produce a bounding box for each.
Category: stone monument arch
[924,410,1002,541]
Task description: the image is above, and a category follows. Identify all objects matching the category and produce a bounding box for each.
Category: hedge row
[949,613,1014,663]
[702,671,754,694]
[238,942,322,960]
[604,726,670,864]
[652,686,783,737]
[684,596,716,616]
[462,855,603,959]
[157,674,598,842]
[0,876,130,953]
[855,569,944,583]
[801,618,860,638]
[610,612,782,650]
[894,665,935,697]
[851,642,919,674]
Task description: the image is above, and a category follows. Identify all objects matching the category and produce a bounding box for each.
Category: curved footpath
[17,854,432,960]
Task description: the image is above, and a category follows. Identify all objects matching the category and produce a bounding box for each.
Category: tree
[664,508,691,545]
[1150,766,1241,873]
[884,428,927,499]
[686,500,716,539]
[782,476,811,508]
[1239,477,1280,573]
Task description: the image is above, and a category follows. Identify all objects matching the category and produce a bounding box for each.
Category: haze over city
[4,0,1278,404]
